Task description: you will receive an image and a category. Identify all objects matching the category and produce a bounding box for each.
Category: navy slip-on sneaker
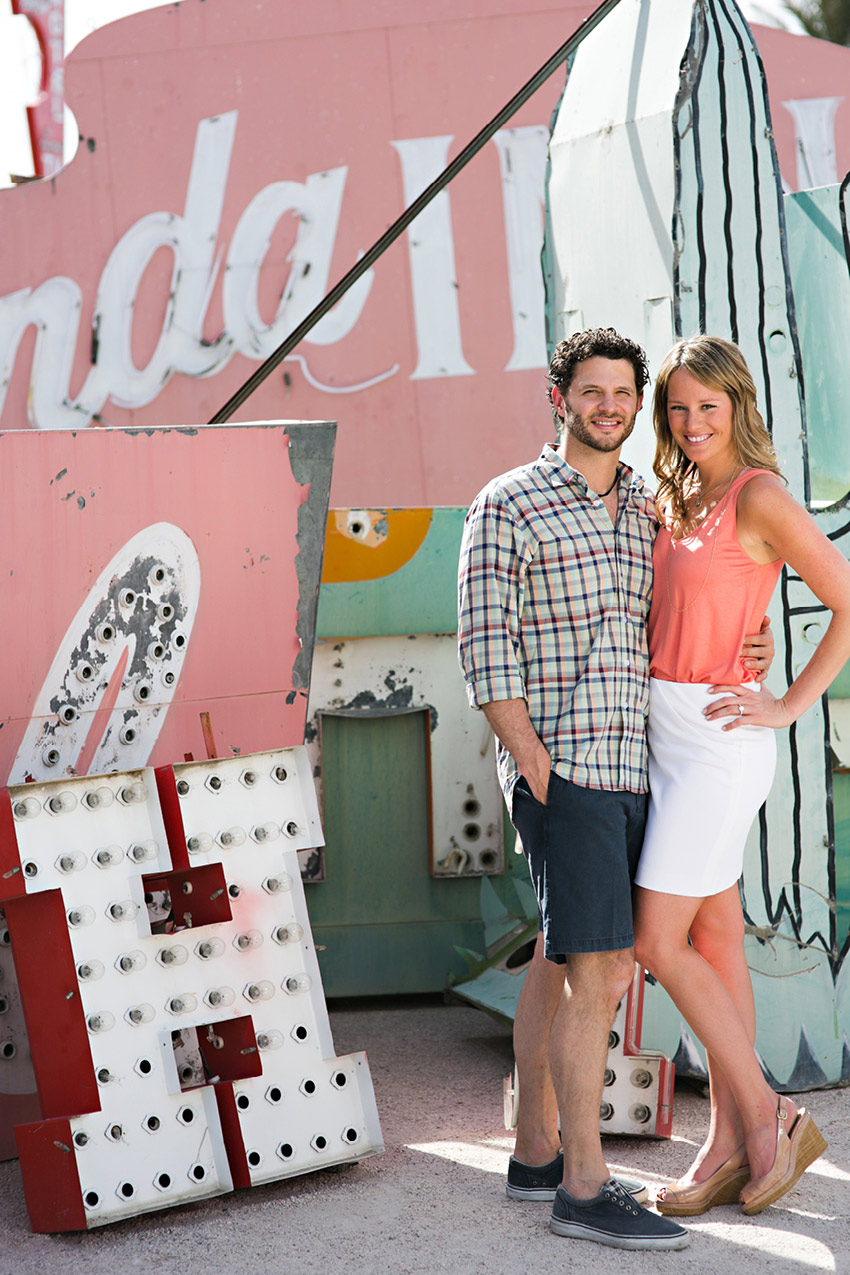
[549,1180,690,1250]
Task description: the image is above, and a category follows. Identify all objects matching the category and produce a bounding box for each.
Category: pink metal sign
[0,422,334,787]
[2,1,849,507]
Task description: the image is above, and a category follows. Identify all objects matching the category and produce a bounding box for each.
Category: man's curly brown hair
[547,328,650,425]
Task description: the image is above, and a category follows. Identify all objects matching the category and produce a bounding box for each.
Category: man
[457,328,771,1251]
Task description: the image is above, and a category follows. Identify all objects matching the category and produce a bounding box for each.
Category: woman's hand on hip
[704,683,794,730]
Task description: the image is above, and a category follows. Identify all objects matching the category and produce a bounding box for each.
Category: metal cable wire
[209,0,622,424]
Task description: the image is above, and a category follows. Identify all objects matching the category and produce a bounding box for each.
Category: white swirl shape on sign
[10,523,201,783]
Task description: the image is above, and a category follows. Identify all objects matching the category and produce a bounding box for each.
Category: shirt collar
[540,443,648,501]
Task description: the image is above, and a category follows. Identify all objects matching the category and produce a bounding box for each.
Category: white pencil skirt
[634,678,776,898]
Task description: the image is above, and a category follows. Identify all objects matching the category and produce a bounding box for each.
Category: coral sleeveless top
[649,469,783,685]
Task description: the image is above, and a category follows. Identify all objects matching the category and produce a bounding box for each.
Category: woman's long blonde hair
[653,335,784,522]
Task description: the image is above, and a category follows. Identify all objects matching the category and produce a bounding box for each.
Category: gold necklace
[664,467,743,613]
[692,469,736,515]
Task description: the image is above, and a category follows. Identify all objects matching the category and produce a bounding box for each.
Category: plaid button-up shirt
[458,445,657,803]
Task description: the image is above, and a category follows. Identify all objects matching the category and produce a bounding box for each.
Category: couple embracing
[458,327,849,1251]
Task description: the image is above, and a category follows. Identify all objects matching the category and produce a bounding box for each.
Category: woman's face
[666,367,737,470]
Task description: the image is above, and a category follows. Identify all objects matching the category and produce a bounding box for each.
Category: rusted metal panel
[308,634,503,880]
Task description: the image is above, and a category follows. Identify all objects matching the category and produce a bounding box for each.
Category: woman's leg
[633,884,795,1183]
[684,887,755,1177]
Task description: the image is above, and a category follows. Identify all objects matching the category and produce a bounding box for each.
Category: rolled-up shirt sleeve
[458,488,531,709]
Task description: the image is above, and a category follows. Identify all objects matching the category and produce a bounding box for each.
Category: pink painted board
[3,2,848,508]
[0,421,334,784]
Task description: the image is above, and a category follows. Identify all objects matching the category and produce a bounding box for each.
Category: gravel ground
[0,995,846,1274]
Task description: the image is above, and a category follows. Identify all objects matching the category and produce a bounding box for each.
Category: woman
[633,335,850,1216]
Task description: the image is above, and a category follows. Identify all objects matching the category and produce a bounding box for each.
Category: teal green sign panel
[316,509,466,639]
[309,711,487,996]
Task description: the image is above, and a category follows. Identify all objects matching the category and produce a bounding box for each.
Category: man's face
[553,356,642,455]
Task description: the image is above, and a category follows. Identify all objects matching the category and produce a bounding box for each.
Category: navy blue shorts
[510,773,647,962]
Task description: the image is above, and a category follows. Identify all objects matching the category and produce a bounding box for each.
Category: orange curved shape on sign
[322,509,433,582]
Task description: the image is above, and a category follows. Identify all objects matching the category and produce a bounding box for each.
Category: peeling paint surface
[12,523,199,782]
[323,509,432,581]
[285,422,336,691]
[0,422,334,782]
[317,508,464,637]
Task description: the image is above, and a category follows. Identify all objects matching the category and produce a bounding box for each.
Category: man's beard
[562,406,636,453]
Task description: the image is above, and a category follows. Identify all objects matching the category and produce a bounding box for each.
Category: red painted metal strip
[213,1085,251,1190]
[154,765,190,871]
[655,1060,675,1140]
[5,892,100,1119]
[198,1015,263,1085]
[16,1117,87,1233]
[0,1089,41,1162]
[142,863,232,931]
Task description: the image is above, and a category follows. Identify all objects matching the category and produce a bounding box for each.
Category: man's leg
[510,780,643,1184]
[512,933,563,1166]
[543,942,689,1249]
[552,947,636,1197]
[507,782,689,1248]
